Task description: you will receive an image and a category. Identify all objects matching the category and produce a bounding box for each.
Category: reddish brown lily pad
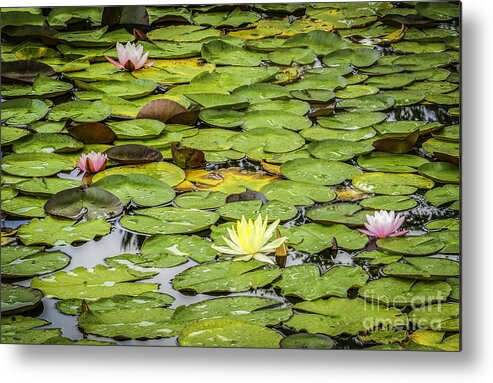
[137,99,199,125]
[1,60,56,84]
[372,130,420,154]
[67,122,117,144]
[104,144,163,165]
[171,144,205,169]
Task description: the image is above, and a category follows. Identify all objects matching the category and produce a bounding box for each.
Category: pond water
[1,2,460,350]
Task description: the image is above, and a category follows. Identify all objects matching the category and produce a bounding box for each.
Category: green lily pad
[337,94,394,112]
[1,153,74,177]
[290,89,335,103]
[422,137,459,158]
[44,187,123,220]
[426,218,460,231]
[247,99,310,116]
[359,328,408,345]
[181,128,238,150]
[47,100,112,122]
[284,297,407,336]
[1,195,48,218]
[323,48,380,67]
[308,139,374,161]
[281,158,362,185]
[92,161,185,187]
[242,111,312,132]
[408,303,459,331]
[1,283,43,315]
[382,90,426,106]
[354,250,402,265]
[274,265,368,301]
[185,93,249,109]
[301,126,377,142]
[231,127,305,154]
[429,230,459,254]
[232,83,291,104]
[13,133,84,154]
[92,174,175,207]
[31,264,158,300]
[2,75,73,98]
[1,315,61,344]
[286,73,348,92]
[30,121,67,134]
[107,119,165,140]
[174,191,228,209]
[358,152,429,172]
[306,203,368,227]
[366,73,415,89]
[406,81,458,95]
[1,98,49,125]
[18,216,111,246]
[76,79,157,100]
[418,162,459,184]
[282,30,352,55]
[377,235,445,256]
[147,25,221,42]
[14,177,82,196]
[352,172,435,195]
[173,296,291,326]
[383,257,459,279]
[425,185,460,207]
[202,40,263,66]
[141,234,218,263]
[281,223,368,252]
[105,252,188,269]
[447,277,460,301]
[335,85,380,99]
[359,195,417,211]
[359,277,451,307]
[1,246,70,279]
[268,48,316,66]
[374,121,441,137]
[193,8,261,28]
[1,126,30,146]
[120,207,219,235]
[56,292,174,315]
[408,330,459,351]
[216,200,297,222]
[416,2,460,21]
[392,52,453,71]
[280,333,335,349]
[172,260,281,293]
[178,318,282,348]
[317,111,387,130]
[78,307,184,339]
[432,125,460,142]
[260,180,336,206]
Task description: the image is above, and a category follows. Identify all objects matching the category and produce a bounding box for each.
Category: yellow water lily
[211,215,287,265]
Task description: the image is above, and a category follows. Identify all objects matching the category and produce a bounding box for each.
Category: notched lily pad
[104,144,163,164]
[67,122,117,144]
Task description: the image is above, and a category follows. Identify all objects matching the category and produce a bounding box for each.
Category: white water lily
[212,215,287,265]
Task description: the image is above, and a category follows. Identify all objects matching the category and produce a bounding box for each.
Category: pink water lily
[76,151,107,173]
[358,210,409,239]
[104,42,154,71]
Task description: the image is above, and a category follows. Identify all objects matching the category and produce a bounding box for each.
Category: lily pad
[424,184,459,207]
[1,126,30,146]
[202,40,263,66]
[281,223,368,252]
[1,246,70,279]
[92,162,185,187]
[358,152,429,172]
[105,252,188,269]
[359,277,451,307]
[172,260,281,293]
[280,333,335,349]
[260,180,336,206]
[103,144,164,165]
[352,172,434,195]
[47,100,112,122]
[338,94,395,112]
[120,207,219,235]
[1,195,48,218]
[67,122,117,144]
[408,303,459,331]
[284,297,407,336]
[422,137,459,158]
[306,203,368,227]
[174,191,228,209]
[141,234,218,263]
[147,25,221,42]
[408,330,459,351]
[317,111,387,130]
[383,257,459,279]
[360,195,417,211]
[1,98,49,125]
[308,139,374,161]
[1,283,43,315]
[13,133,84,154]
[1,315,61,344]
[173,296,291,326]
[14,177,81,196]
[418,162,460,184]
[178,318,282,348]
[216,200,297,222]
[31,264,158,300]
[1,153,74,177]
[377,235,445,256]
[323,48,380,67]
[17,216,111,246]
[56,291,174,315]
[231,127,305,154]
[281,158,362,185]
[44,187,123,220]
[274,265,368,301]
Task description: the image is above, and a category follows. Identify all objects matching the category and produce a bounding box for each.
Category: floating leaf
[424,184,459,207]
[280,333,335,349]
[1,153,74,177]
[1,98,49,125]
[308,139,374,161]
[284,297,408,336]
[1,195,48,218]
[358,152,429,172]
[18,216,111,246]
[281,158,362,185]
[418,162,459,184]
[172,260,281,293]
[92,174,175,207]
[120,207,219,235]
[1,315,61,344]
[13,133,84,154]
[47,100,112,122]
[260,180,336,206]
[141,234,217,263]
[178,318,282,348]
[14,177,82,197]
[360,195,417,211]
[1,283,43,315]
[306,203,368,227]
[408,303,459,331]
[408,330,459,351]
[359,277,451,307]
[352,172,434,195]
[67,122,117,144]
[174,191,228,209]
[383,257,459,279]
[1,246,70,279]
[274,265,368,301]
[104,144,163,165]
